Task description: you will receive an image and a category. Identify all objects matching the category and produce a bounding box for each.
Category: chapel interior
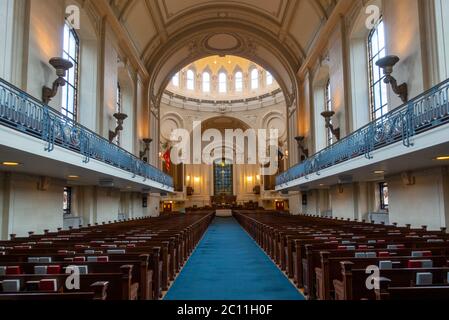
[0,0,449,301]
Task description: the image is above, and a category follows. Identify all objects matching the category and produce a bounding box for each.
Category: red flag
[163,147,171,172]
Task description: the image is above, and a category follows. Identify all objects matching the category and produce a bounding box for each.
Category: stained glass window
[214,159,233,196]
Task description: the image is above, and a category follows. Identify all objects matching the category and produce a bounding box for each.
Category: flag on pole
[163,147,172,172]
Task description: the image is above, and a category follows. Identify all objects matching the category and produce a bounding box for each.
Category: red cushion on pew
[378,252,390,258]
[74,257,86,262]
[97,256,109,262]
[358,245,368,249]
[39,279,57,292]
[408,260,423,268]
[423,251,432,257]
[47,265,61,275]
[6,266,21,275]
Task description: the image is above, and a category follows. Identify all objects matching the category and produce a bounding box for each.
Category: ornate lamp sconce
[140,138,153,160]
[321,111,341,141]
[375,55,408,103]
[109,113,128,142]
[294,136,309,160]
[42,57,73,105]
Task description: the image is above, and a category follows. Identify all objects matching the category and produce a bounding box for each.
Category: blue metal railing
[0,78,173,189]
[277,79,449,187]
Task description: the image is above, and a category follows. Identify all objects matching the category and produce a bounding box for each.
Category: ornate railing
[277,79,449,187]
[0,78,173,189]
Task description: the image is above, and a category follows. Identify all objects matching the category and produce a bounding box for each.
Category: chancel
[0,0,449,302]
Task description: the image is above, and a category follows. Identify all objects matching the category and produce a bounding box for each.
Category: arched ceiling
[108,0,338,107]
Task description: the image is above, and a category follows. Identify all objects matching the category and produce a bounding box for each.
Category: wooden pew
[376,278,449,300]
[0,281,108,300]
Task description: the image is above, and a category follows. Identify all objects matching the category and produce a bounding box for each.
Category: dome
[163,55,284,112]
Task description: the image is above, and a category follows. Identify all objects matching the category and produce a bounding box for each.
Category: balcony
[277,79,449,190]
[0,78,173,192]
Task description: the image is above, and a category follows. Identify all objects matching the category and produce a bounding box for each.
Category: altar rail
[277,79,449,188]
[0,78,173,189]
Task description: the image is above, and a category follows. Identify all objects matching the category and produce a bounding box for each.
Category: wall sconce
[139,138,153,159]
[194,177,200,183]
[247,176,253,183]
[321,111,341,141]
[338,184,344,194]
[42,57,73,105]
[294,136,309,160]
[109,113,128,142]
[376,55,408,103]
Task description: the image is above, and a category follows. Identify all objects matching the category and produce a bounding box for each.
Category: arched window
[325,79,333,146]
[251,68,259,90]
[235,71,243,92]
[172,72,179,86]
[186,70,195,90]
[61,21,79,120]
[219,72,227,93]
[266,72,273,86]
[202,72,210,93]
[368,18,388,120]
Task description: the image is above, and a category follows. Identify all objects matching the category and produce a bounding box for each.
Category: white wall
[78,38,99,131]
[147,194,161,217]
[0,0,27,87]
[328,20,348,137]
[384,0,425,107]
[433,0,449,82]
[0,172,5,239]
[6,173,65,237]
[95,187,120,223]
[26,0,64,109]
[330,184,356,220]
[388,168,449,230]
[288,191,301,215]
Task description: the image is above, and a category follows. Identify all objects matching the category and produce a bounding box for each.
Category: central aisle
[164,217,304,300]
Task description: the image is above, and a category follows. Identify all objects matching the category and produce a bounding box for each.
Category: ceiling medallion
[204,33,241,53]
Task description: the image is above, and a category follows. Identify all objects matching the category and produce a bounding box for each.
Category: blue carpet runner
[164,217,304,300]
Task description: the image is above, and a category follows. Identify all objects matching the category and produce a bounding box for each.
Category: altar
[215,209,233,217]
